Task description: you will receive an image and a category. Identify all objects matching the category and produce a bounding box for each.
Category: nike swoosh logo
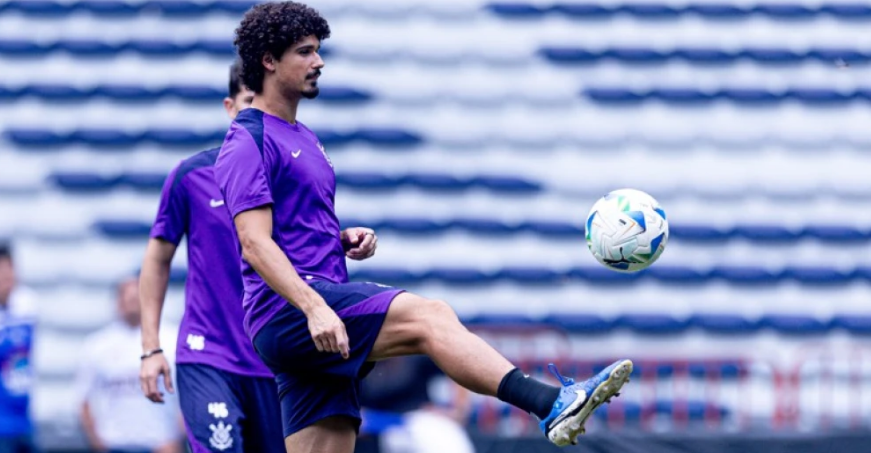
[291,149,302,158]
[209,199,225,208]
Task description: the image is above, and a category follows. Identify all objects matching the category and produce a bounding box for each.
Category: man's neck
[252,87,300,125]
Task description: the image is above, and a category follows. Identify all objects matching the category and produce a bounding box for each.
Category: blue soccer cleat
[539,359,633,446]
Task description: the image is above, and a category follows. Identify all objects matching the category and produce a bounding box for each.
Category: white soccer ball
[585,188,669,273]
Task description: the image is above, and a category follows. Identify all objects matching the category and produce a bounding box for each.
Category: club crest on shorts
[209,421,233,451]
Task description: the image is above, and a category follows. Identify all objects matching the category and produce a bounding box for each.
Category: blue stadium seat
[831,315,871,334]
[717,88,780,104]
[74,1,140,16]
[484,3,547,17]
[145,1,210,16]
[3,0,70,15]
[802,225,868,242]
[169,267,188,285]
[145,129,218,146]
[6,129,66,147]
[119,172,168,191]
[807,48,869,65]
[545,314,614,334]
[425,268,495,285]
[604,48,669,64]
[351,129,423,146]
[50,173,118,191]
[740,48,804,64]
[161,86,225,101]
[94,85,155,101]
[521,220,583,237]
[549,4,612,18]
[72,129,140,147]
[450,218,517,235]
[684,4,748,19]
[751,4,816,19]
[734,225,800,242]
[688,361,744,378]
[55,40,120,56]
[127,40,186,56]
[583,88,645,104]
[616,314,689,334]
[471,175,542,193]
[375,218,445,235]
[689,314,760,334]
[709,266,778,284]
[335,173,400,190]
[92,221,151,238]
[820,4,871,19]
[569,266,642,284]
[316,86,373,103]
[669,224,728,242]
[465,314,543,328]
[401,174,469,191]
[781,267,852,285]
[616,4,680,18]
[761,315,830,334]
[645,266,707,284]
[650,88,713,104]
[787,88,854,104]
[497,267,563,284]
[349,268,419,285]
[22,84,88,101]
[674,48,735,64]
[538,47,601,64]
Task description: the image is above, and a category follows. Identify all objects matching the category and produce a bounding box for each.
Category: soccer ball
[585,188,669,273]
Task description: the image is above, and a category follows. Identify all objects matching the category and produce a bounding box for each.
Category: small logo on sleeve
[291,149,302,158]
[209,199,225,208]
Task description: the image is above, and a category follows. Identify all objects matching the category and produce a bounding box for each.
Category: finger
[163,366,175,394]
[338,325,350,359]
[358,232,375,250]
[326,332,340,354]
[313,334,325,352]
[346,229,360,245]
[146,375,163,403]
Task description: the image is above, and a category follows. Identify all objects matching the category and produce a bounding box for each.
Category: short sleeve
[215,127,274,218]
[149,162,188,245]
[73,339,98,405]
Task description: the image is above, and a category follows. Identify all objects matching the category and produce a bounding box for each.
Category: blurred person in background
[0,242,37,453]
[138,60,283,453]
[360,356,475,453]
[77,277,182,453]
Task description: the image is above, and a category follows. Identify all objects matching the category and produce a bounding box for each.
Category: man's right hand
[140,353,174,403]
[306,302,350,359]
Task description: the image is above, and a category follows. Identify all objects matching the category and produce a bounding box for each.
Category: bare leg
[284,416,356,453]
[369,292,514,396]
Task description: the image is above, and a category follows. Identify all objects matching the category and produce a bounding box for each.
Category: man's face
[223,86,255,120]
[0,258,14,306]
[116,278,141,326]
[273,34,325,100]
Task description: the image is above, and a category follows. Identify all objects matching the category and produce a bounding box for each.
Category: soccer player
[216,2,633,451]
[139,62,284,453]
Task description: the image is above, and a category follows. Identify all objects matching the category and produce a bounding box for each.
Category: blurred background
[1,0,871,452]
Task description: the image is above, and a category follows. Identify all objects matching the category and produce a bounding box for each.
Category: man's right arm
[139,238,177,353]
[234,206,349,358]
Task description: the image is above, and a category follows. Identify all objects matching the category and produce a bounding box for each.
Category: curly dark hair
[234,1,331,94]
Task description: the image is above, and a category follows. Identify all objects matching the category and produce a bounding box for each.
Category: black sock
[497,368,561,419]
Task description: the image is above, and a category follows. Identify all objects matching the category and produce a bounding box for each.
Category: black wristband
[140,348,164,360]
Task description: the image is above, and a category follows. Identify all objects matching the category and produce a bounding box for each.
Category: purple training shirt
[214,108,349,339]
[150,148,272,378]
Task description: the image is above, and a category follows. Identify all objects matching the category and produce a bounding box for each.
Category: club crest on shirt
[317,142,333,168]
[209,421,233,451]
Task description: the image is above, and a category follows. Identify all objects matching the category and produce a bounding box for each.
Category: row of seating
[3,40,868,66]
[542,47,869,64]
[92,219,871,243]
[3,1,870,21]
[9,83,871,105]
[584,88,871,104]
[12,127,871,149]
[487,3,871,19]
[8,128,422,147]
[0,84,369,103]
[50,171,541,193]
[156,265,871,285]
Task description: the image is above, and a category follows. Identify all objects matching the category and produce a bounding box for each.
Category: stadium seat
[616,314,689,334]
[760,315,830,334]
[831,315,871,334]
[92,220,151,238]
[689,314,761,334]
[545,314,614,334]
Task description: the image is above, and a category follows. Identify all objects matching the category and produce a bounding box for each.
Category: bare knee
[415,298,464,347]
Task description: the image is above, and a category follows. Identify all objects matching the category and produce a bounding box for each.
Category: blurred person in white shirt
[76,276,183,453]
